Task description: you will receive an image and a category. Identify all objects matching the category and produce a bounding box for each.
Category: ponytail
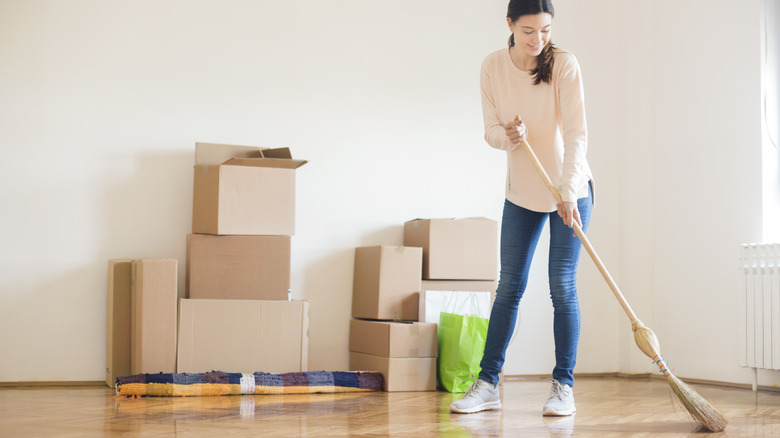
[532,42,555,85]
[507,36,555,85]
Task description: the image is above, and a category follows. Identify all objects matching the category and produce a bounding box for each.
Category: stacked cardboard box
[181,142,309,373]
[349,245,438,391]
[404,218,498,281]
[349,319,438,392]
[177,299,308,374]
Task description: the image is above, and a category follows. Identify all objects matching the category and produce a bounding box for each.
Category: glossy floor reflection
[1,377,778,437]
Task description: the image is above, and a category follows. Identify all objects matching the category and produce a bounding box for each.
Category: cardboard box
[131,259,178,374]
[349,320,437,358]
[352,245,422,321]
[192,142,307,236]
[186,234,290,300]
[349,352,436,392]
[177,299,309,373]
[404,218,498,280]
[106,259,132,386]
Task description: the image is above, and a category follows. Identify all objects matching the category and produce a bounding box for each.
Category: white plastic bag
[419,290,491,324]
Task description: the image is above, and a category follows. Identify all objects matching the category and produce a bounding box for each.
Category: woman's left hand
[557,201,582,229]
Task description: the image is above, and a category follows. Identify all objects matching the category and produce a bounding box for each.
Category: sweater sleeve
[556,54,589,203]
[481,58,519,152]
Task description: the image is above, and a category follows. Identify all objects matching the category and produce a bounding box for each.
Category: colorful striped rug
[116,371,384,397]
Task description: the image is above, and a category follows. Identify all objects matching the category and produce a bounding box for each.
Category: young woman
[450,0,594,416]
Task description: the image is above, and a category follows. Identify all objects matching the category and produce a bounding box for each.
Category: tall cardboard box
[349,320,437,358]
[404,218,498,280]
[187,234,290,300]
[131,259,178,374]
[106,259,132,386]
[350,352,436,392]
[177,299,309,373]
[352,245,422,321]
[192,142,307,236]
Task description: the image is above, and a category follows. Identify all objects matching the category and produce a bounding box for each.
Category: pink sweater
[480,46,593,212]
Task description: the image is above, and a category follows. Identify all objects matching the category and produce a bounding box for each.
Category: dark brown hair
[507,0,555,85]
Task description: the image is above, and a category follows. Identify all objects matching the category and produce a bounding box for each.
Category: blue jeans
[478,183,593,388]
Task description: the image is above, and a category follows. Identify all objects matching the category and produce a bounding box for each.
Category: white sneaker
[449,379,501,414]
[542,380,575,416]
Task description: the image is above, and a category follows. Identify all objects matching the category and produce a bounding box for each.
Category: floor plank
[0,377,778,437]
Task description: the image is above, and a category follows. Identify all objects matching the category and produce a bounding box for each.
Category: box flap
[195,142,267,166]
[260,147,293,159]
[197,144,307,169]
[224,147,307,169]
[224,157,308,169]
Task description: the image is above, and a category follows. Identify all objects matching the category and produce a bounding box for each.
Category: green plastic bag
[437,311,489,393]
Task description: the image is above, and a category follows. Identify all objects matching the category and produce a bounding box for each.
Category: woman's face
[507,13,552,57]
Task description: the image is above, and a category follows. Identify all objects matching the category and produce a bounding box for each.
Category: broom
[519,138,727,432]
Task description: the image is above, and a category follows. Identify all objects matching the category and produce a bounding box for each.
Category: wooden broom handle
[520,139,640,324]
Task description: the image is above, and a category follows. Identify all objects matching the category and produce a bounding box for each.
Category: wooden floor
[1,377,778,437]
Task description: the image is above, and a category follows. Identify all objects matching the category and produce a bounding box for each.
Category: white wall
[649,0,776,387]
[0,0,777,389]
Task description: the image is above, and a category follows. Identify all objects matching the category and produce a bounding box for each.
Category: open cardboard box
[192,143,307,236]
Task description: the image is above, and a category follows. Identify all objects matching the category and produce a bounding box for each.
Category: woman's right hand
[504,115,527,144]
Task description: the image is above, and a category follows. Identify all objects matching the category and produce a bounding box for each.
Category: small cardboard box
[186,234,290,300]
[106,259,132,386]
[177,299,309,373]
[352,245,422,321]
[131,259,178,374]
[349,320,437,358]
[350,352,436,392]
[192,142,307,236]
[404,218,498,280]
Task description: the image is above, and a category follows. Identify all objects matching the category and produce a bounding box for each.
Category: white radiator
[739,243,780,389]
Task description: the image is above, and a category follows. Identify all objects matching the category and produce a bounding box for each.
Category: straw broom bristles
[632,320,728,432]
